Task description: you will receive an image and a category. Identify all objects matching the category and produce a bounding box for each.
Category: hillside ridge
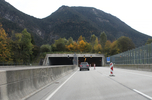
[0,2,151,47]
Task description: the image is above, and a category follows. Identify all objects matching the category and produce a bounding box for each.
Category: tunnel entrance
[49,57,73,65]
[49,57,102,66]
[44,54,104,66]
[78,57,102,66]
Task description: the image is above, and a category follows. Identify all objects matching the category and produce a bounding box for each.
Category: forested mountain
[0,0,151,47]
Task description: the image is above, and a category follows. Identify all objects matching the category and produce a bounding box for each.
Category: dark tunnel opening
[78,57,102,67]
[49,57,73,65]
[49,57,102,66]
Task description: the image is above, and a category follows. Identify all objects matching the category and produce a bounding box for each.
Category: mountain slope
[70,7,150,46]
[43,6,100,41]
[0,0,50,45]
[0,1,151,47]
[43,6,151,47]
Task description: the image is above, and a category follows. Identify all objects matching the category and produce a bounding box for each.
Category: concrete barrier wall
[0,65,77,100]
[112,64,152,72]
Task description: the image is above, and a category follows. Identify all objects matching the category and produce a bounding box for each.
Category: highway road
[25,67,152,100]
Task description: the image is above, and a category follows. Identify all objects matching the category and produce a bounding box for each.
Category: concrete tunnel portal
[44,54,105,66]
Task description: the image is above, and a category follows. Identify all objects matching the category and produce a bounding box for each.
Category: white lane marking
[45,71,77,100]
[133,89,152,100]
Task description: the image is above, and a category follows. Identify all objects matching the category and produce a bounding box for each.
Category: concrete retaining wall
[0,65,77,100]
[113,64,152,72]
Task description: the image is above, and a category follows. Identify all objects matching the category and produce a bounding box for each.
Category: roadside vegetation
[0,23,141,65]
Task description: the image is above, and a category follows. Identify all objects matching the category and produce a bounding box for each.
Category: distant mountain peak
[57,5,69,12]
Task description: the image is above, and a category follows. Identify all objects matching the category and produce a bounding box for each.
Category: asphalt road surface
[26,67,152,100]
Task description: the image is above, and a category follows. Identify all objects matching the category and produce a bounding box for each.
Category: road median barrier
[0,65,77,100]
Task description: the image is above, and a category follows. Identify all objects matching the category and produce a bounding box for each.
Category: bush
[40,44,51,52]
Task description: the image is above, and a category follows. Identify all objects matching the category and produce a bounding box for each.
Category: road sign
[107,57,110,63]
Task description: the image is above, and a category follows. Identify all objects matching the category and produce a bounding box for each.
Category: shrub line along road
[26,67,152,100]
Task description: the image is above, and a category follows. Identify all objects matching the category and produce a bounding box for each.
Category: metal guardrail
[110,43,152,64]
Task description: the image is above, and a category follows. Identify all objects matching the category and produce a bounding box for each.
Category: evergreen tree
[11,33,23,63]
[99,32,107,50]
[67,37,74,45]
[117,36,135,52]
[145,38,152,45]
[90,34,96,50]
[21,29,33,64]
[54,38,67,51]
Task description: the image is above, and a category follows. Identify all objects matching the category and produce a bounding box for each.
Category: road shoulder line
[45,71,77,100]
[133,89,152,100]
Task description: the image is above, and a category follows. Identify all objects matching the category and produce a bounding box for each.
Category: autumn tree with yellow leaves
[93,37,102,53]
[66,36,91,53]
[78,40,86,52]
[94,44,102,53]
[66,43,75,51]
[0,23,12,62]
[104,40,112,57]
[110,40,120,55]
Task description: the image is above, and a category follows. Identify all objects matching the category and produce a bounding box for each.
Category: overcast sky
[5,0,152,37]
